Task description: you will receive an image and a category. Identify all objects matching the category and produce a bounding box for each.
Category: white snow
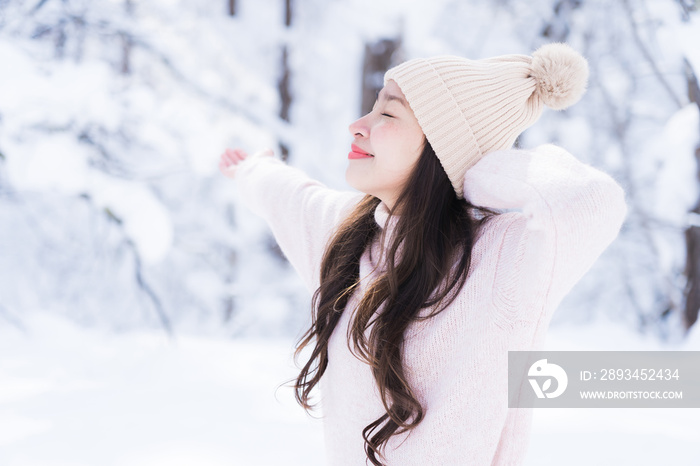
[0,314,326,466]
[2,314,700,466]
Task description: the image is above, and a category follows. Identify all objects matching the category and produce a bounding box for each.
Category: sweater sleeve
[462,144,628,326]
[233,154,364,295]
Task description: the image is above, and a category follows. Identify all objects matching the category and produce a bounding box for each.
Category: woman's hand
[218,148,273,179]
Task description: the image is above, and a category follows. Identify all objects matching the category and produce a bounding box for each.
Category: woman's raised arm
[219,148,363,295]
[462,144,628,327]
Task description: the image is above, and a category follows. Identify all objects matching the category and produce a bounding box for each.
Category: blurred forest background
[2,1,700,465]
[1,0,700,340]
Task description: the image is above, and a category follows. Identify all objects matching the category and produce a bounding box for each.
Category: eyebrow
[377,90,408,108]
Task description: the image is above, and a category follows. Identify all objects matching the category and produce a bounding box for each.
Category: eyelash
[373,91,394,118]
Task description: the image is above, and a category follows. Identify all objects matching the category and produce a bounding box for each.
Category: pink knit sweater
[233,144,627,466]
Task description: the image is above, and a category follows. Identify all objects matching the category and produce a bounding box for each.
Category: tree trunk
[278,45,291,161]
[683,57,700,330]
[121,0,133,74]
[284,0,292,27]
[228,0,236,16]
[277,0,294,160]
[360,38,401,117]
[120,31,131,75]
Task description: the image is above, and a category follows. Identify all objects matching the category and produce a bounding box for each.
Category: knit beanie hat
[383,42,589,199]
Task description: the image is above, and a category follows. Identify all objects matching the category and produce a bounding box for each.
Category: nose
[348,113,370,138]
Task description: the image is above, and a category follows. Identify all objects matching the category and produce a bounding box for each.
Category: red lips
[349,144,374,159]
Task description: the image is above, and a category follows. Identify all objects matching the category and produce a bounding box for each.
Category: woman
[218,43,627,466]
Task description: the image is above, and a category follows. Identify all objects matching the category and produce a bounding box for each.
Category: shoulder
[333,191,367,223]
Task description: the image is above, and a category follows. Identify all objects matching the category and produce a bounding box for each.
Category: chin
[345,170,360,190]
[346,169,375,195]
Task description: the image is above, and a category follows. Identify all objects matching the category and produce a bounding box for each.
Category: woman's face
[346,79,425,211]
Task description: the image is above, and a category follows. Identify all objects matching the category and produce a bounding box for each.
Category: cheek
[405,127,425,157]
[374,124,422,157]
[373,124,401,143]
[372,128,403,161]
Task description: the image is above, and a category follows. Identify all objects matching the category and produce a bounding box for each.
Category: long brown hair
[290,139,496,465]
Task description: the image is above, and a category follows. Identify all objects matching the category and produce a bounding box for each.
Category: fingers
[219,147,272,179]
[233,148,248,161]
[219,148,240,169]
[222,149,236,166]
[218,158,236,178]
[228,148,245,163]
[224,148,241,165]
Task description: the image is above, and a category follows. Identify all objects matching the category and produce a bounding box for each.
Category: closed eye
[381,113,394,118]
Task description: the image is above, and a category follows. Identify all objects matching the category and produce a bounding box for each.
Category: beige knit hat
[383,42,589,199]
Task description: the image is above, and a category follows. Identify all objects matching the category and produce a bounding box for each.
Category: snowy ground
[2,314,700,466]
[527,320,700,466]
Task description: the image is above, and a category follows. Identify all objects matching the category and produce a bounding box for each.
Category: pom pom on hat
[530,42,589,110]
